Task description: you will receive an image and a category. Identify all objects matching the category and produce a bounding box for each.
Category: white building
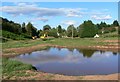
[94,34,99,38]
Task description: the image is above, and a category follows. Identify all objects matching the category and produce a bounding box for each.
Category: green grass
[2,39,45,49]
[2,36,118,49]
[0,67,1,79]
[46,38,97,46]
[2,58,35,79]
[102,31,118,38]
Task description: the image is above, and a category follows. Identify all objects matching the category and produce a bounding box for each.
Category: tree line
[1,17,119,40]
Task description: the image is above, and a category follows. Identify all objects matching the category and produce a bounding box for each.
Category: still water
[13,47,119,76]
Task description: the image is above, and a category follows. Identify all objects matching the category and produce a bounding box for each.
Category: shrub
[2,30,31,40]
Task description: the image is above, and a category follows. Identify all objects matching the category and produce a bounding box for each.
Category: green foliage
[99,22,108,28]
[48,28,58,38]
[57,25,62,33]
[26,22,37,37]
[2,17,22,34]
[67,25,78,37]
[21,22,27,33]
[2,30,31,40]
[78,20,98,38]
[112,20,119,27]
[2,17,38,39]
[43,25,51,31]
[102,31,118,38]
[1,17,119,39]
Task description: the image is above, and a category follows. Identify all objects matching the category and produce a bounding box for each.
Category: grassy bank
[2,58,84,80]
[2,37,118,49]
[2,58,36,80]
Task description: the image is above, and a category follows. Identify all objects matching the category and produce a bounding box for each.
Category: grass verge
[2,58,36,79]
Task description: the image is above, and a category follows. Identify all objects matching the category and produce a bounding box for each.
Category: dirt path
[5,70,119,80]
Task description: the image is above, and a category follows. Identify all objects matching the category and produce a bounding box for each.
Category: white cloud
[0,4,64,16]
[62,20,77,25]
[32,17,49,22]
[64,8,85,17]
[1,5,39,16]
[90,9,110,16]
[91,15,112,20]
[1,3,113,22]
[66,12,82,17]
[17,3,27,6]
[0,3,86,18]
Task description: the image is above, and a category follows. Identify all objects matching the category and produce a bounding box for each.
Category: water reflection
[79,49,96,58]
[12,47,119,76]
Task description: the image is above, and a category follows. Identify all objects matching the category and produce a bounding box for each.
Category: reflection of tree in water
[112,52,118,55]
[27,52,32,55]
[68,48,74,52]
[99,50,118,56]
[99,50,105,54]
[78,49,96,58]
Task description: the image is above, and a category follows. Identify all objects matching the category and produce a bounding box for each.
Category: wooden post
[72,25,73,39]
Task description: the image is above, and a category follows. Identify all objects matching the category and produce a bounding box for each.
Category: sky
[0,2,118,30]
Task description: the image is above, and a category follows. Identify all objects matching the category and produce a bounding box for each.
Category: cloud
[66,12,82,17]
[37,8,64,17]
[62,20,77,25]
[91,15,112,20]
[17,3,27,6]
[32,17,49,22]
[90,9,110,16]
[64,8,84,17]
[0,3,64,16]
[0,3,86,18]
[1,5,39,16]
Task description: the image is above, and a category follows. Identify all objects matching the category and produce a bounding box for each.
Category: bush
[48,29,58,38]
[2,30,31,40]
[78,20,98,38]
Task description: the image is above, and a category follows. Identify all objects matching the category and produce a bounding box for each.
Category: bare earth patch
[5,70,119,80]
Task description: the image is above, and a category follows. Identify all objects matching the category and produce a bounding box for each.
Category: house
[94,34,99,38]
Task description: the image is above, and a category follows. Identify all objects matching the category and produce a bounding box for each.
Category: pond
[12,47,119,76]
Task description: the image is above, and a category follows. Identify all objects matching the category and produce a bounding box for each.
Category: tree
[112,20,119,27]
[26,22,37,36]
[2,17,22,34]
[43,25,51,31]
[67,25,78,38]
[80,49,95,58]
[78,20,98,38]
[43,25,51,37]
[99,22,108,29]
[57,25,62,33]
[21,22,27,33]
[48,28,58,38]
